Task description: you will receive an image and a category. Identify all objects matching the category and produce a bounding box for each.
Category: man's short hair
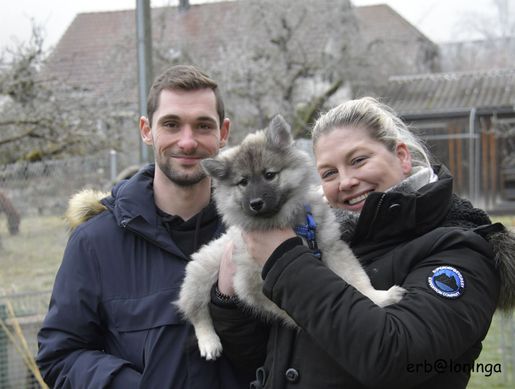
[146,65,225,126]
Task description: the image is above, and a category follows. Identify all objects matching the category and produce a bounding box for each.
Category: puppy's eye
[264,171,277,180]
[237,178,248,187]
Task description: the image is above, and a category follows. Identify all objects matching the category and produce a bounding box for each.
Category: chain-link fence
[0,151,137,218]
[0,150,136,388]
[0,291,51,388]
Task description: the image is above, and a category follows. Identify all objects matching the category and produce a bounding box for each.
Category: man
[37,65,248,388]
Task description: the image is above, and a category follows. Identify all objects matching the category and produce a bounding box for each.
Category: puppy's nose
[249,198,264,211]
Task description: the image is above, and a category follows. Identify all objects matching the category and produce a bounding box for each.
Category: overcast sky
[0,0,504,52]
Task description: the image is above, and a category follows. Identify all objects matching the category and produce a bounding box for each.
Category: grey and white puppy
[176,115,405,360]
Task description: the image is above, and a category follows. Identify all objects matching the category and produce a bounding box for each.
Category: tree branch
[294,78,343,137]
[0,128,38,146]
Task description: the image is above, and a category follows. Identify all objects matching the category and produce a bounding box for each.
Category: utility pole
[179,0,191,11]
[136,0,153,163]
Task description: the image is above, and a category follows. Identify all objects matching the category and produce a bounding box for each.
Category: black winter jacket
[211,166,514,389]
[37,164,247,389]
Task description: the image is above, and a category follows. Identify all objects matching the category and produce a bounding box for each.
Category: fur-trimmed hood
[64,188,109,231]
[64,164,194,258]
[64,163,150,231]
[479,223,515,311]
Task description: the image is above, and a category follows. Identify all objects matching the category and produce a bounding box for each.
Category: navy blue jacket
[37,164,246,388]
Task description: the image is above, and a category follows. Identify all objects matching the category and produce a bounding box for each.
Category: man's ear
[140,117,153,145]
[219,118,231,148]
[201,158,229,180]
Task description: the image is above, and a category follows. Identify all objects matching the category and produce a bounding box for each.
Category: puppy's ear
[201,158,229,180]
[266,114,293,149]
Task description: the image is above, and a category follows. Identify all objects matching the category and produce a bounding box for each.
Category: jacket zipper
[370,193,386,227]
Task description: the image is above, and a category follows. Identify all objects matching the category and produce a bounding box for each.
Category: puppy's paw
[198,335,223,360]
[369,286,406,307]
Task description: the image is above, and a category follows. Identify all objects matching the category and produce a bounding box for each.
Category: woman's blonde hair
[311,97,431,169]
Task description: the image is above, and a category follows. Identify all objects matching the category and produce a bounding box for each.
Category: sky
[0,0,504,53]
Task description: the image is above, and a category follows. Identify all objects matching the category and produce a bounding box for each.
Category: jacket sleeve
[37,229,142,388]
[262,229,500,388]
[209,299,269,380]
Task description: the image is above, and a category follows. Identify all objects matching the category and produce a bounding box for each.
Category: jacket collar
[102,164,207,258]
[351,165,453,248]
[105,164,158,229]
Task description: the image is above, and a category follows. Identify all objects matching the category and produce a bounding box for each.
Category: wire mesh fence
[0,150,136,388]
[0,291,51,389]
[0,150,136,219]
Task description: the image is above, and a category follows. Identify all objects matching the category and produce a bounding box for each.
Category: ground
[0,213,513,387]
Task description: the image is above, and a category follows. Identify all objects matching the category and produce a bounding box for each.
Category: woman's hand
[218,240,236,295]
[243,228,296,266]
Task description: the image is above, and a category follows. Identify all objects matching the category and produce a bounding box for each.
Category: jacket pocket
[106,288,183,332]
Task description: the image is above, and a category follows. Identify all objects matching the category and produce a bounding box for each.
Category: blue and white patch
[428,266,464,299]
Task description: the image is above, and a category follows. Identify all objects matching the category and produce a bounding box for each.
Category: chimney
[179,0,190,11]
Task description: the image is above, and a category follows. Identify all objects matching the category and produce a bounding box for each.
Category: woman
[210,97,515,388]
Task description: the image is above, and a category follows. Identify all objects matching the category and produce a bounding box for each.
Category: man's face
[140,88,230,187]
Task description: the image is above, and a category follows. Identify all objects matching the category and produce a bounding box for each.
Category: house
[45,1,438,96]
[351,3,440,95]
[42,0,439,151]
[382,68,515,210]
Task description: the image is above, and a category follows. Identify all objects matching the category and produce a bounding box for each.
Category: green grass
[468,313,514,388]
[491,215,515,229]
[460,215,514,387]
[0,214,67,293]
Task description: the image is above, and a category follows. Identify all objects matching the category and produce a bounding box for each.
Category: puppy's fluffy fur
[176,115,405,360]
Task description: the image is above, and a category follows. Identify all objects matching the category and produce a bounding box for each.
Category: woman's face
[315,126,412,212]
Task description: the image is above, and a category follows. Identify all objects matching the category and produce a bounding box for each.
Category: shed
[383,68,515,211]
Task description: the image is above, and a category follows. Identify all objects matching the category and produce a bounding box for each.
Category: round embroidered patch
[428,266,464,299]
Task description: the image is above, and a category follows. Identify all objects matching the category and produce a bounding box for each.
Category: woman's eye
[321,170,336,179]
[238,178,248,187]
[264,171,277,180]
[351,156,367,166]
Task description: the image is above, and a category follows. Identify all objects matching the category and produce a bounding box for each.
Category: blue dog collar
[294,204,322,259]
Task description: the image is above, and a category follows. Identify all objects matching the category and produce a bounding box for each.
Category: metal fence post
[500,313,515,384]
[110,149,118,182]
[501,314,507,383]
[0,304,9,388]
[510,314,515,384]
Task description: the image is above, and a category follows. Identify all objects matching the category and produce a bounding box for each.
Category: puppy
[176,115,405,360]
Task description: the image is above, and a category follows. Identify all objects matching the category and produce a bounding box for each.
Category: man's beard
[157,155,208,187]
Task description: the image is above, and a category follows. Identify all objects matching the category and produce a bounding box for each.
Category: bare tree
[441,0,515,72]
[15,0,439,161]
[0,25,119,164]
[203,0,360,139]
[145,0,360,140]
